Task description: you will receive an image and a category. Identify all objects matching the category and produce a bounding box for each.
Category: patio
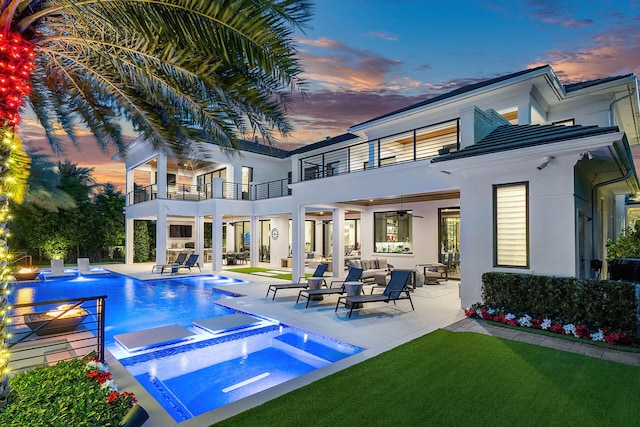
[103,262,465,426]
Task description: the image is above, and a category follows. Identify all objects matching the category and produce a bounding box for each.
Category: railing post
[413,129,417,161]
[97,296,105,362]
[377,139,381,167]
[347,147,351,173]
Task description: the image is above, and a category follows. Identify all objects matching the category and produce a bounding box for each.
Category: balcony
[299,118,459,181]
[127,178,291,205]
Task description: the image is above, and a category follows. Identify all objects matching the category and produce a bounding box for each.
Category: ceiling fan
[396,196,423,218]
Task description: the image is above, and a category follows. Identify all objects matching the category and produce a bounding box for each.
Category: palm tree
[0,0,312,407]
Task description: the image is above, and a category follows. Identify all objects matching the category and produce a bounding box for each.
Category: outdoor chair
[164,254,200,275]
[266,264,328,300]
[77,258,109,276]
[296,267,363,308]
[44,259,75,278]
[172,252,188,266]
[335,269,413,318]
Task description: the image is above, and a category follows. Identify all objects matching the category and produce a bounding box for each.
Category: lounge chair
[163,254,200,275]
[266,264,328,300]
[77,258,110,276]
[172,252,188,266]
[43,259,75,278]
[335,270,413,318]
[296,267,363,308]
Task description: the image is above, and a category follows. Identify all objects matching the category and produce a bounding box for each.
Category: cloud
[297,37,403,91]
[364,31,399,41]
[18,119,127,190]
[523,0,594,28]
[529,24,640,82]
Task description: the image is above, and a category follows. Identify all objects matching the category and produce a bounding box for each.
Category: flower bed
[0,355,140,427]
[465,304,637,346]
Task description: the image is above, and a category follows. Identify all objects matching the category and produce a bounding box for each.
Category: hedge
[481,272,639,334]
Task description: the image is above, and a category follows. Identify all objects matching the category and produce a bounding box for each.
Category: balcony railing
[254,178,291,200]
[127,179,290,205]
[8,295,107,372]
[299,118,460,181]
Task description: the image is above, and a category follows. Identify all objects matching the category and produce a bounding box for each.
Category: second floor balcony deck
[299,118,460,181]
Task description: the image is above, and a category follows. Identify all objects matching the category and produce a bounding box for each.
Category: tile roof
[431,124,620,162]
[564,74,634,92]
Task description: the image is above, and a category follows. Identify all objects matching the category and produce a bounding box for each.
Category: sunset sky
[19,0,640,191]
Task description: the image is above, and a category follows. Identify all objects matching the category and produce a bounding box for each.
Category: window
[494,183,528,267]
[373,211,412,253]
[242,166,253,199]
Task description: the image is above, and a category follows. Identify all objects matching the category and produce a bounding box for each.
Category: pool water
[9,274,244,346]
[9,273,364,421]
[121,324,363,421]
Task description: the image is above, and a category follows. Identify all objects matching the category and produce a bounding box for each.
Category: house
[118,65,640,308]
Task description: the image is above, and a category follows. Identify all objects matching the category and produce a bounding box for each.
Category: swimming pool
[121,324,363,421]
[9,274,245,347]
[9,273,365,421]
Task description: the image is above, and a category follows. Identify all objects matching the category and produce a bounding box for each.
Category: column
[332,208,345,278]
[125,217,134,264]
[250,216,259,267]
[157,151,168,199]
[291,204,306,281]
[156,205,167,264]
[212,209,224,272]
[195,215,204,267]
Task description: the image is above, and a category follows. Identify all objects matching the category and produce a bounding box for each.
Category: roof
[287,133,360,155]
[235,140,290,158]
[431,124,620,162]
[564,74,634,92]
[350,65,551,129]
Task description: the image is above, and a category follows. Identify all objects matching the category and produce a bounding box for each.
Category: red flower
[493,314,505,324]
[107,391,137,406]
[550,323,565,334]
[531,318,543,329]
[464,309,475,317]
[505,319,517,326]
[575,324,590,339]
[87,369,112,384]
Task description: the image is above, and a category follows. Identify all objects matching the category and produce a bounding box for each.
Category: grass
[226,267,312,281]
[212,329,640,426]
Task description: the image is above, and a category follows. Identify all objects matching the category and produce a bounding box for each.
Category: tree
[0,1,313,404]
[133,221,150,263]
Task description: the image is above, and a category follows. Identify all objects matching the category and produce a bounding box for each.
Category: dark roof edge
[349,65,552,130]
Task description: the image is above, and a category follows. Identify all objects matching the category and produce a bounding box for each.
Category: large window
[494,183,528,267]
[374,211,412,253]
[197,168,226,197]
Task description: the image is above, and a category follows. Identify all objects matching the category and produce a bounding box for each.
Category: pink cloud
[530,25,640,82]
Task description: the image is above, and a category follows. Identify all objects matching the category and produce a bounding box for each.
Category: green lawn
[213,329,640,426]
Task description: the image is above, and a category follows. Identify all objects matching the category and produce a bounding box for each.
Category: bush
[0,357,135,427]
[481,272,638,333]
[133,220,150,263]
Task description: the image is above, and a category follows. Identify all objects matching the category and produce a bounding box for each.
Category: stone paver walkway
[446,318,640,367]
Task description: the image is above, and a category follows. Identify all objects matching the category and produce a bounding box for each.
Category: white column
[125,217,134,264]
[226,222,235,252]
[195,215,204,267]
[156,205,167,264]
[291,204,306,281]
[332,208,345,277]
[125,168,134,205]
[157,152,168,199]
[213,209,224,272]
[250,216,259,267]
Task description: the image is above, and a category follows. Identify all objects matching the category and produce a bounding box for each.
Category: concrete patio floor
[102,263,465,426]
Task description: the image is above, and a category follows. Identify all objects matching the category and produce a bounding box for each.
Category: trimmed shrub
[481,272,638,333]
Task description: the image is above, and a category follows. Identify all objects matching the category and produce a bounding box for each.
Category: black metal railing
[299,118,460,181]
[254,178,290,200]
[8,295,107,371]
[127,178,292,205]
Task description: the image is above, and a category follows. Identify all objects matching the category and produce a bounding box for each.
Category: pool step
[114,324,196,353]
[273,333,352,363]
[193,314,262,335]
